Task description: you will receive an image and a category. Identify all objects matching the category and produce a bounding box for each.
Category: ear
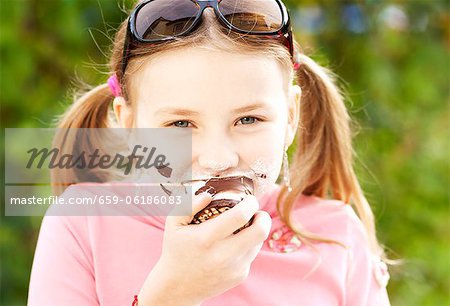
[285,84,301,148]
[113,97,133,128]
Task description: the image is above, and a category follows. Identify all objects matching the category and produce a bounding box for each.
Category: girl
[28,0,391,305]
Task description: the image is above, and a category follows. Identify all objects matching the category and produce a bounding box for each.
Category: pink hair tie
[293,51,301,71]
[107,74,122,97]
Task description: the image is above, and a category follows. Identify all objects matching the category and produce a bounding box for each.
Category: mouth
[182,171,267,186]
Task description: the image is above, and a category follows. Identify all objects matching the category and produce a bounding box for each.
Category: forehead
[132,48,288,108]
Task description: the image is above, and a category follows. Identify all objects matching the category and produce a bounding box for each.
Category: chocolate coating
[189,176,255,233]
[194,176,253,196]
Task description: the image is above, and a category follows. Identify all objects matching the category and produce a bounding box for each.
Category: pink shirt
[28,183,391,305]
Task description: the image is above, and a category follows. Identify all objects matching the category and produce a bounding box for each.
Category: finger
[199,195,260,241]
[223,210,272,252]
[166,192,213,227]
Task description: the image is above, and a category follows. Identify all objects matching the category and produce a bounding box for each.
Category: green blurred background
[0,0,448,305]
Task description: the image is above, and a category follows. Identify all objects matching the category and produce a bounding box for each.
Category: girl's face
[114,48,301,197]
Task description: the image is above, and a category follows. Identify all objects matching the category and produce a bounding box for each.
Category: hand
[138,191,272,305]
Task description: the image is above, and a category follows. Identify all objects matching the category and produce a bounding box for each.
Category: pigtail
[47,12,136,197]
[50,84,118,196]
[278,51,384,258]
[56,84,114,129]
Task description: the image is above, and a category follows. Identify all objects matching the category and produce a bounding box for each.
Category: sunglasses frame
[120,0,294,77]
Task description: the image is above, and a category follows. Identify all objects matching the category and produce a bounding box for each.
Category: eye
[166,116,263,128]
[169,120,192,128]
[236,116,261,125]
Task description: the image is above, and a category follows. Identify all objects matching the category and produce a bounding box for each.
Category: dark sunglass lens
[135,0,200,40]
[218,0,283,33]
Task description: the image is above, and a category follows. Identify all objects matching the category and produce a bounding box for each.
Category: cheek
[248,153,284,198]
[239,126,284,151]
[238,125,286,197]
[238,121,286,161]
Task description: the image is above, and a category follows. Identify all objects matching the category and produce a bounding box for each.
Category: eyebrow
[155,103,270,116]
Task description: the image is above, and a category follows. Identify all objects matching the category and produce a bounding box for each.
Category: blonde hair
[52,3,387,261]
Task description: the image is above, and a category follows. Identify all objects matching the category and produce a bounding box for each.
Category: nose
[196,132,239,177]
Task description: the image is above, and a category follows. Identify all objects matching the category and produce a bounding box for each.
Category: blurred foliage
[0,0,449,305]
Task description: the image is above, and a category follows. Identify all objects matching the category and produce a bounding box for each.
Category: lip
[189,170,268,183]
[183,174,254,184]
[201,173,251,179]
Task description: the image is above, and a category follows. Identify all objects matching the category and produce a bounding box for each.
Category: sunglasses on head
[120,0,296,77]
